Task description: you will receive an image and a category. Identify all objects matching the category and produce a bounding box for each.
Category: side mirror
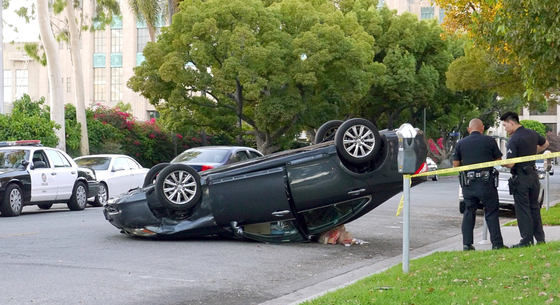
[33,161,46,169]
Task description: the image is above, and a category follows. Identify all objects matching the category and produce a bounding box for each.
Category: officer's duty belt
[466,170,490,178]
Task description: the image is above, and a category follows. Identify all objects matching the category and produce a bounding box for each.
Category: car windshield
[0,149,30,169]
[172,149,229,163]
[75,157,111,170]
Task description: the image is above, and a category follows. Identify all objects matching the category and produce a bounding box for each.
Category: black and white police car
[0,140,99,217]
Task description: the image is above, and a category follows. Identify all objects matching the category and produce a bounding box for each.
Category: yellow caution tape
[412,151,560,178]
[396,152,560,216]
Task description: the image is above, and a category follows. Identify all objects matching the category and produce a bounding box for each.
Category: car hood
[0,167,22,175]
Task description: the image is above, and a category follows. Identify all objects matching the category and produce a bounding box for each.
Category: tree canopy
[432,0,560,100]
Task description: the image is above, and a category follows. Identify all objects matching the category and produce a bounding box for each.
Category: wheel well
[5,180,27,203]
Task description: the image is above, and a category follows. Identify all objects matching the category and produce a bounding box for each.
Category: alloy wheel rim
[342,124,376,158]
[163,170,197,205]
[10,189,22,212]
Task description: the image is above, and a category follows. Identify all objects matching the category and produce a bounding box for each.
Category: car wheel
[91,183,108,207]
[38,204,53,210]
[334,118,381,164]
[459,200,465,214]
[143,163,170,187]
[68,182,88,211]
[155,164,201,211]
[0,184,23,217]
[432,175,439,181]
[314,120,343,144]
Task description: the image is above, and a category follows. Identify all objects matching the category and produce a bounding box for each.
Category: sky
[2,1,40,42]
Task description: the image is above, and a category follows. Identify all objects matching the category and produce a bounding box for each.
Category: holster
[459,172,469,187]
[508,175,518,195]
[493,169,499,188]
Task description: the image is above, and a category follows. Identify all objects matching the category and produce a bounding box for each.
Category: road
[0,171,558,305]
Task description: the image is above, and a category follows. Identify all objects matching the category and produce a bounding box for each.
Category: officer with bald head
[453,118,506,251]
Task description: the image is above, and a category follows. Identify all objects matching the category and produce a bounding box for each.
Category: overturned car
[103,118,428,242]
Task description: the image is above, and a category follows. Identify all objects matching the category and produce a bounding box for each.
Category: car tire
[0,184,23,217]
[143,163,170,187]
[459,200,465,214]
[38,204,53,210]
[334,118,381,164]
[68,182,88,211]
[155,164,202,211]
[91,183,108,207]
[314,120,343,144]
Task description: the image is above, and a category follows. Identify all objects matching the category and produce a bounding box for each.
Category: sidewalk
[261,202,560,305]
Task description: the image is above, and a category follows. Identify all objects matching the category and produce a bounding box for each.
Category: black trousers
[512,172,545,245]
[461,179,504,247]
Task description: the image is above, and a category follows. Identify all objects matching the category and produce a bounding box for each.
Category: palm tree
[128,0,175,41]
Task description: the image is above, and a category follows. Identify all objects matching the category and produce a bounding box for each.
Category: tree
[432,0,560,100]
[128,0,169,41]
[37,0,66,150]
[14,0,120,153]
[520,120,546,137]
[128,0,379,154]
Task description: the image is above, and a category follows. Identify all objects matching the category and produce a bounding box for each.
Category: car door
[108,157,134,197]
[44,149,78,201]
[207,166,294,228]
[286,152,371,213]
[29,149,58,202]
[125,157,146,192]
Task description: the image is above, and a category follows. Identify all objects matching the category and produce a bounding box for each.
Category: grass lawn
[302,204,560,305]
[504,202,560,226]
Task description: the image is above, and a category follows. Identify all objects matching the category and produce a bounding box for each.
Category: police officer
[500,111,549,247]
[453,118,506,251]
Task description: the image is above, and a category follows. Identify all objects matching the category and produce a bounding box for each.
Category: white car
[458,166,544,213]
[426,157,438,181]
[74,154,149,206]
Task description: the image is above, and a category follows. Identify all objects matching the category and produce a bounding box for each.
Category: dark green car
[104,119,428,242]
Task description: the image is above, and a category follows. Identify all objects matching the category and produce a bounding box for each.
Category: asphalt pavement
[261,198,560,305]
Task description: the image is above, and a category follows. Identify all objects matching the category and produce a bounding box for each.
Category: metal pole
[545,171,550,210]
[479,217,489,244]
[403,175,410,273]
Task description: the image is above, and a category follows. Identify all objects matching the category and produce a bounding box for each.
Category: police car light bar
[0,140,42,147]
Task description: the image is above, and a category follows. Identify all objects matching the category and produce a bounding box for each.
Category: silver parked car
[458,166,544,213]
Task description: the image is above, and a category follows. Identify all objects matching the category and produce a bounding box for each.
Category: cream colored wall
[3,0,157,121]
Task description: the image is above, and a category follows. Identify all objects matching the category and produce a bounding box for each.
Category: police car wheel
[38,204,53,210]
[314,120,343,144]
[68,182,88,211]
[334,118,381,164]
[0,184,23,217]
[91,183,108,207]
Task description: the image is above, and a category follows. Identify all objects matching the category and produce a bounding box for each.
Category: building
[1,1,159,121]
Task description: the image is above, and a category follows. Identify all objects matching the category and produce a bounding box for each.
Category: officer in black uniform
[500,111,549,247]
[453,118,506,251]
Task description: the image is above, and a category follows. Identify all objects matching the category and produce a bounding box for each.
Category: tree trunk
[37,0,66,150]
[66,0,89,155]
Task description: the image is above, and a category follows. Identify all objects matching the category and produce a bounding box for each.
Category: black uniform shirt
[453,131,503,171]
[506,126,547,171]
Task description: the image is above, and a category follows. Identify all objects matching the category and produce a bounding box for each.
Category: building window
[137,28,149,53]
[67,77,71,92]
[111,67,122,102]
[421,7,435,20]
[94,30,105,53]
[15,69,28,99]
[111,29,122,53]
[439,8,446,24]
[147,110,159,120]
[94,68,105,103]
[4,70,11,103]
